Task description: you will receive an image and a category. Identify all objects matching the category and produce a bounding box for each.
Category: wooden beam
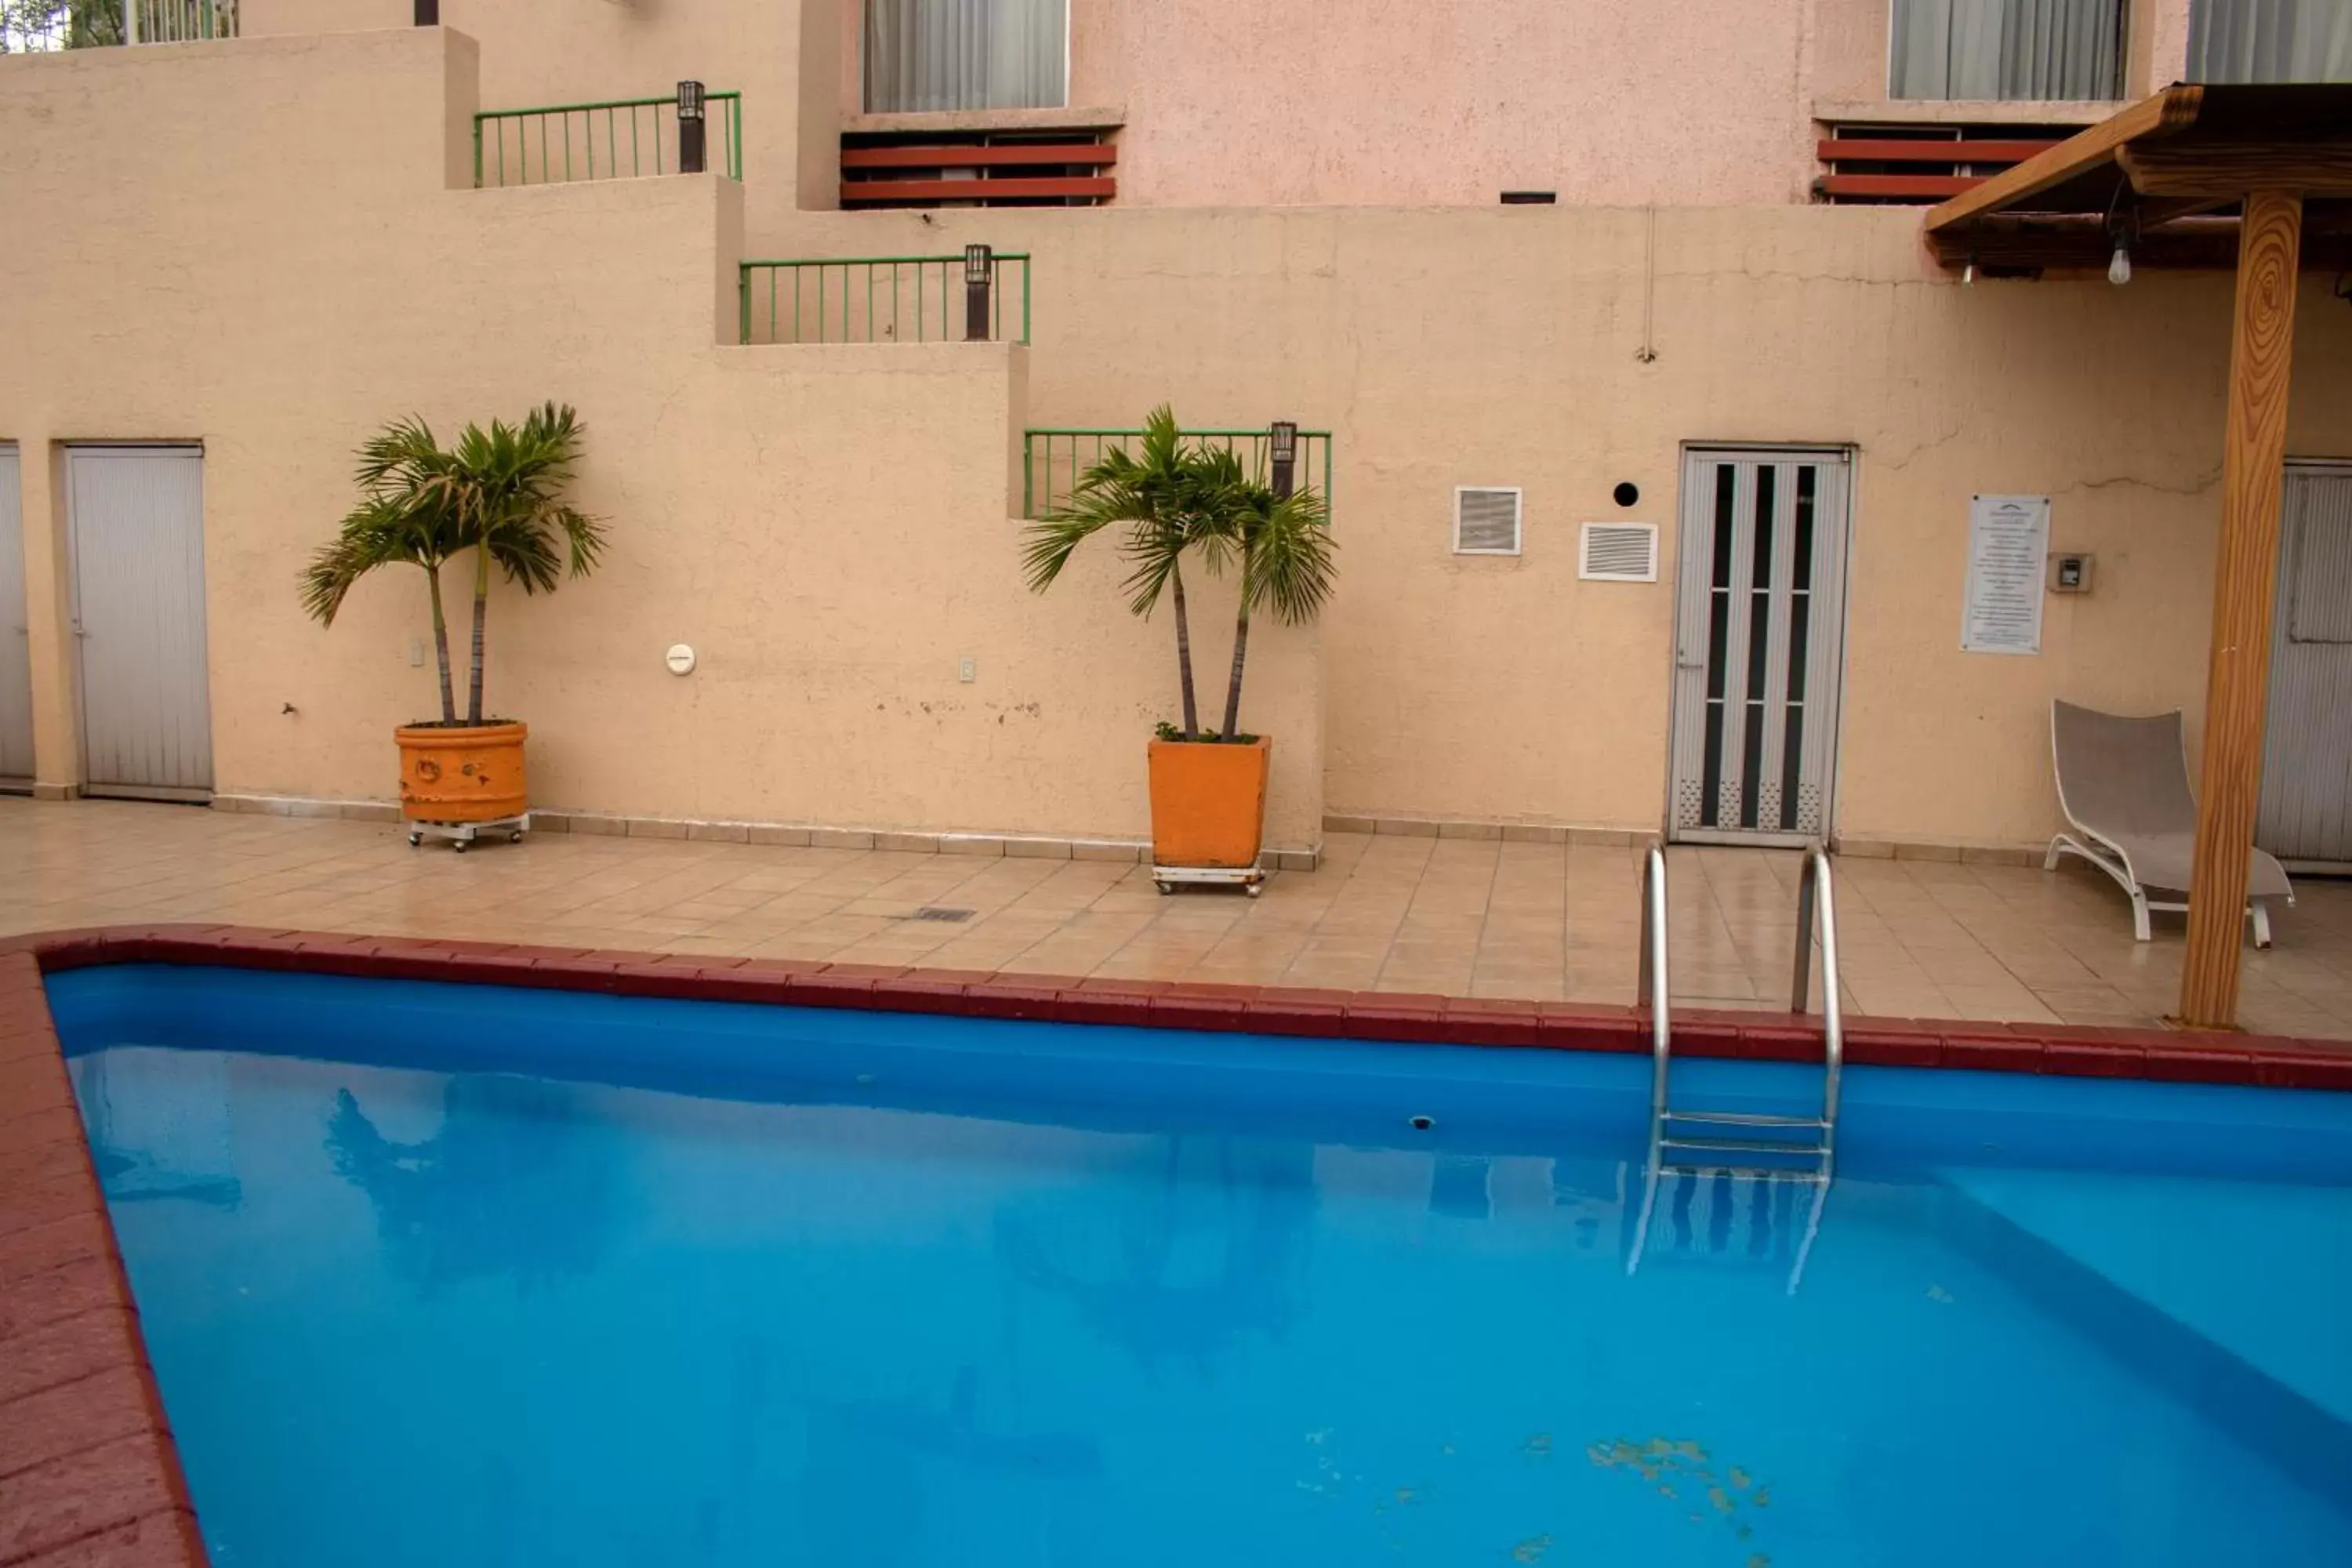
[2119,141,2352,197]
[1816,138,2059,164]
[840,143,1118,169]
[1817,172,1980,201]
[1923,85,2203,238]
[2180,189,2303,1029]
[840,176,1116,203]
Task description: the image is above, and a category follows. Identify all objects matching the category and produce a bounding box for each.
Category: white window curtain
[865,0,1068,113]
[2188,0,2352,82]
[1889,0,2125,99]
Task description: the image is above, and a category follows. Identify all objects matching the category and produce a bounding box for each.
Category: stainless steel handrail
[1789,843,1845,1155]
[1635,841,1671,1122]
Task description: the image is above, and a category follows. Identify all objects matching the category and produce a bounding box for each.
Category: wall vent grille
[1454,488,1523,555]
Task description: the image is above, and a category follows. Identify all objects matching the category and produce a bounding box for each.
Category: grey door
[1668,448,1853,845]
[2259,463,2352,869]
[67,446,212,797]
[0,445,32,786]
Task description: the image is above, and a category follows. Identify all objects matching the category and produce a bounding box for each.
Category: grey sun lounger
[2045,700,2293,948]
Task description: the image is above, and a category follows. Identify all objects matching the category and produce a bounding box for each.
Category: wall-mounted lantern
[1269,420,1298,499]
[965,245,994,343]
[677,81,707,175]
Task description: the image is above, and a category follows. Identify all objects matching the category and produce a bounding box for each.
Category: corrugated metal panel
[1669,448,1853,845]
[67,447,212,794]
[0,446,32,783]
[2259,466,2352,865]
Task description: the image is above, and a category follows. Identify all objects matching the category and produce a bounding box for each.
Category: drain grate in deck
[905,906,976,923]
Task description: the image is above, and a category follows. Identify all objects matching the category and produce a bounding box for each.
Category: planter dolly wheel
[1156,879,1176,895]
[407,830,423,849]
[509,829,525,843]
[1245,882,1262,898]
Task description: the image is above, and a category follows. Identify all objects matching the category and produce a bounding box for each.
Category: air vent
[1454,488,1522,555]
[1579,522,1657,582]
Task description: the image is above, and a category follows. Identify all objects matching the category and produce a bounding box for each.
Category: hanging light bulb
[2108,243,2132,286]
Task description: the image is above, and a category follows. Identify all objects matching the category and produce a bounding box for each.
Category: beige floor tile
[10,800,2352,1037]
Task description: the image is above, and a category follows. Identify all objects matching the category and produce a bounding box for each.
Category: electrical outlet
[408,637,424,667]
[958,656,976,684]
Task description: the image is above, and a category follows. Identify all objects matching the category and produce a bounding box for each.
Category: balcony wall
[764,199,2352,850]
[0,27,1323,851]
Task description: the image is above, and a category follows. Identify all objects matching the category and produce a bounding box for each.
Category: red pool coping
[3,921,2350,1565]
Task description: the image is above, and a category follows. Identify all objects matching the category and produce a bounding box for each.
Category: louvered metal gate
[1668,448,1853,845]
[67,447,212,798]
[2259,463,2352,869]
[0,446,32,786]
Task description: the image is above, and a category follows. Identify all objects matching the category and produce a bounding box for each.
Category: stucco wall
[757,199,2352,848]
[244,0,842,211]
[12,17,2349,858]
[0,29,1323,849]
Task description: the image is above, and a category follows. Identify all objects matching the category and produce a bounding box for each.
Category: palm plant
[301,404,604,726]
[1022,408,1336,742]
[1192,449,1336,739]
[1022,406,1224,736]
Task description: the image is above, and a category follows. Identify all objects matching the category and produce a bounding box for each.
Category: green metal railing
[474,91,741,188]
[739,253,1032,346]
[1022,428,1334,519]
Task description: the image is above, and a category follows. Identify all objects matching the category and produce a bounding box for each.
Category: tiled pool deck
[4,797,2351,1039]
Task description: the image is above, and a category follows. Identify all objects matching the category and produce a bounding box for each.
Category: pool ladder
[1626,842,1843,1292]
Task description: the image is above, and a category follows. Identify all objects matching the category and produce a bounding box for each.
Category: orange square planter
[1148,735,1270,868]
[395,721,529,823]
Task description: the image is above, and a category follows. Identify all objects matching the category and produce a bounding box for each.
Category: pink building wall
[840,0,2198,208]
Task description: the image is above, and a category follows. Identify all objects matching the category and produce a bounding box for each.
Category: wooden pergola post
[2180,189,2303,1028]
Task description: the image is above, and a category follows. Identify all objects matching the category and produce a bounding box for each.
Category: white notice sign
[1961,495,2050,655]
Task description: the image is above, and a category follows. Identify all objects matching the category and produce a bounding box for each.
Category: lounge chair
[2045,700,2293,947]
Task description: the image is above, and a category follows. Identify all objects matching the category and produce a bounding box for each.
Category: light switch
[958,657,976,683]
[408,637,424,667]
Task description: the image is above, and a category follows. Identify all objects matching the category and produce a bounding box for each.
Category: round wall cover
[666,644,696,675]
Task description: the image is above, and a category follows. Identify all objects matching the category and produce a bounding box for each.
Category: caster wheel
[1155,880,1174,895]
[408,833,422,848]
[510,831,524,843]
[452,840,469,854]
[1245,883,1262,898]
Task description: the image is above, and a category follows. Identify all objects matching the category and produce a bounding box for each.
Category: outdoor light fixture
[2103,192,2136,287]
[677,81,707,175]
[1269,420,1298,499]
[964,244,993,342]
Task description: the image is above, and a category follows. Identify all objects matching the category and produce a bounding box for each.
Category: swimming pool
[50,964,2352,1567]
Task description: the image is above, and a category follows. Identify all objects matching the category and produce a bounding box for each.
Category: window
[2188,0,2352,82]
[1889,0,2125,100]
[864,0,1068,114]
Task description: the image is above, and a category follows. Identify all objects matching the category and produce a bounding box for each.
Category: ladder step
[1661,1111,1829,1129]
[1659,1136,1830,1158]
[1660,1161,1830,1184]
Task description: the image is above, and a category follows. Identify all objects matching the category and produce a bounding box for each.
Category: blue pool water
[51,966,2352,1567]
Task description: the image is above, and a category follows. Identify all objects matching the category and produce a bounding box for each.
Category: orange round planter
[1147,735,1271,868]
[394,721,529,823]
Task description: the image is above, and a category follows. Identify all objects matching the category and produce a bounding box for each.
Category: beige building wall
[0,29,1323,851]
[11,16,2343,860]
[763,198,2351,848]
[243,0,843,212]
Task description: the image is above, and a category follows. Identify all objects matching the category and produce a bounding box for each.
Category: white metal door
[2258,463,2352,869]
[67,447,212,797]
[0,445,33,786]
[1668,448,1853,845]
